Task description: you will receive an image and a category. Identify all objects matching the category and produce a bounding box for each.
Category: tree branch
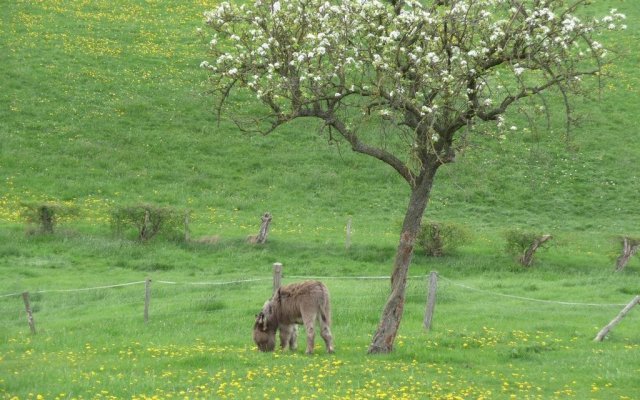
[297,108,417,186]
[477,69,599,124]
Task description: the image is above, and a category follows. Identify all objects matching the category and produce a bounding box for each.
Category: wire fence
[2,267,638,344]
[437,275,629,307]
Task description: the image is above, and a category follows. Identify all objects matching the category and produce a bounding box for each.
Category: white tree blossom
[202,0,624,150]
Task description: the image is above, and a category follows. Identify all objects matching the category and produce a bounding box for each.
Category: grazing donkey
[253,280,334,354]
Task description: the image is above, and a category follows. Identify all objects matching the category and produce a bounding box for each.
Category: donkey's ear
[257,312,268,331]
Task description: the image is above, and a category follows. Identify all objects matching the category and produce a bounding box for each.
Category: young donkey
[253,281,334,354]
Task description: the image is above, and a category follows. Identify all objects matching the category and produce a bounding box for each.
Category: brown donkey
[253,281,334,354]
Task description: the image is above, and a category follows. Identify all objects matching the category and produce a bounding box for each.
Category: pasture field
[1,0,640,399]
[1,236,640,400]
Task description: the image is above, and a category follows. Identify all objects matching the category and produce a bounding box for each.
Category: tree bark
[520,234,552,267]
[248,212,273,244]
[368,167,437,354]
[256,212,272,244]
[428,222,444,257]
[39,205,55,234]
[615,237,639,272]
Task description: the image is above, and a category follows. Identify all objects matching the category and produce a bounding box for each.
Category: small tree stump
[427,223,444,257]
[248,212,272,244]
[139,209,151,241]
[520,234,552,267]
[39,205,55,234]
[615,236,640,272]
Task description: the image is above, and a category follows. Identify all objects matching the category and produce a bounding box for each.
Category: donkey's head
[253,303,277,351]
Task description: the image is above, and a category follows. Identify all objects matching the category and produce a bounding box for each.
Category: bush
[21,202,78,234]
[504,229,540,256]
[111,204,187,242]
[504,229,552,267]
[417,221,470,257]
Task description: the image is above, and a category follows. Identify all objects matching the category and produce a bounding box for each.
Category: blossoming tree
[201,0,626,353]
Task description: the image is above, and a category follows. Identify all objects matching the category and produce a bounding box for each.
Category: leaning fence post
[22,291,36,335]
[594,295,640,342]
[423,271,438,331]
[144,278,152,323]
[273,262,282,294]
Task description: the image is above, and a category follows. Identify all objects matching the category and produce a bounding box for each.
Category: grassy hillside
[1,0,638,238]
[1,0,639,399]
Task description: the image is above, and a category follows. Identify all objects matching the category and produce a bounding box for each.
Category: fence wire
[0,273,633,331]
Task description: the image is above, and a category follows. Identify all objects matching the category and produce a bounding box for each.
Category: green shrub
[21,202,78,234]
[417,221,470,257]
[111,204,187,242]
[504,229,552,267]
[504,229,540,256]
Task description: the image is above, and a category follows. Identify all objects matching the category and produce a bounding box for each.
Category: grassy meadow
[1,0,640,399]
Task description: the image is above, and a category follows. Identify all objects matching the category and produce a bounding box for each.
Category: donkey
[253,280,334,354]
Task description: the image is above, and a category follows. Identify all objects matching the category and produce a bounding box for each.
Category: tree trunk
[247,212,273,244]
[428,222,444,257]
[615,237,639,272]
[520,234,552,267]
[39,205,55,234]
[256,212,272,244]
[368,168,436,354]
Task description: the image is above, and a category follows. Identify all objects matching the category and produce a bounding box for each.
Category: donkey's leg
[319,323,334,353]
[318,309,334,353]
[279,324,295,351]
[302,314,316,354]
[289,324,298,351]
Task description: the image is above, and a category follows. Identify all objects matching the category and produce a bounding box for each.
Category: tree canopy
[202,0,625,185]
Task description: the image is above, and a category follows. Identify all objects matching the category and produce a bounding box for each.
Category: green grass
[1,0,640,399]
[2,271,639,399]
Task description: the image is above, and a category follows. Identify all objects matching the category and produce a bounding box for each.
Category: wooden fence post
[22,291,36,335]
[144,278,152,323]
[594,295,640,342]
[184,212,191,243]
[423,271,438,331]
[273,263,282,294]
